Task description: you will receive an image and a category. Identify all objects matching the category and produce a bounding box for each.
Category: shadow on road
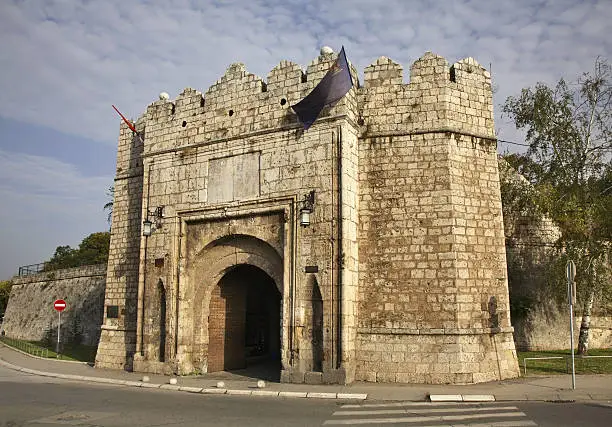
[200,359,281,383]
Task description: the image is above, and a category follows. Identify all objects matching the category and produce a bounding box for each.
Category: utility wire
[498,139,531,147]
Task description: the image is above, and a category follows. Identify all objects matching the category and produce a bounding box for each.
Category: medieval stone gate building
[95,48,520,384]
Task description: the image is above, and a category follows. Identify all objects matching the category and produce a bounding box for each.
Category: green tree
[44,232,111,271]
[45,245,78,270]
[0,280,13,316]
[502,57,612,355]
[77,232,111,265]
[499,158,551,322]
[104,185,114,225]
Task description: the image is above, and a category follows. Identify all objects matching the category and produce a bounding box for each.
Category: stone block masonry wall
[137,124,358,380]
[358,133,457,331]
[99,48,519,384]
[356,332,517,384]
[2,265,105,346]
[514,308,612,351]
[448,135,510,330]
[354,52,519,383]
[125,50,362,382]
[95,123,144,370]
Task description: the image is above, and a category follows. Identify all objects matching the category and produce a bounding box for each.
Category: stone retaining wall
[1,265,106,346]
[514,307,612,351]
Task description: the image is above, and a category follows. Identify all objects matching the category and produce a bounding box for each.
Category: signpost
[566,260,576,390]
[53,299,66,357]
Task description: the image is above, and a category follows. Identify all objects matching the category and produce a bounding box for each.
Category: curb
[0,358,367,401]
[429,394,496,402]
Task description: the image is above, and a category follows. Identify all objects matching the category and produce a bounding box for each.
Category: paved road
[323,400,612,426]
[0,364,338,426]
[1,364,611,426]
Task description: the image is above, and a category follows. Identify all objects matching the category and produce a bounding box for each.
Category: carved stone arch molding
[176,208,291,375]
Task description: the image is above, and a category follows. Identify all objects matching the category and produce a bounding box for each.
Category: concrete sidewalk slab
[338,393,368,400]
[159,384,181,391]
[201,388,227,394]
[179,386,204,393]
[140,383,161,389]
[306,392,337,399]
[429,394,463,402]
[226,389,253,396]
[279,391,308,398]
[462,394,496,402]
[251,390,280,397]
[1,342,611,403]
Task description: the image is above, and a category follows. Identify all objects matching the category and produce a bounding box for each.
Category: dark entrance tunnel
[208,264,281,380]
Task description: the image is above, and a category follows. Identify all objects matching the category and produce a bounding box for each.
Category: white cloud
[0,0,610,278]
[0,148,112,279]
[0,0,609,145]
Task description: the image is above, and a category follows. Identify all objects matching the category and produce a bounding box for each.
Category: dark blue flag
[292,47,354,130]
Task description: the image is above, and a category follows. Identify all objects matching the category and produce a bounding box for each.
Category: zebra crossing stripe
[333,405,519,416]
[324,411,530,425]
[325,418,536,426]
[325,421,536,427]
[341,401,490,408]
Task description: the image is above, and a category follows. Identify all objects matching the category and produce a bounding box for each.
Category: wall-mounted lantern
[299,190,315,227]
[142,218,153,237]
[143,206,164,237]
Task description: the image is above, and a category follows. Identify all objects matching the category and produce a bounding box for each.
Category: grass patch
[518,348,612,376]
[0,336,96,363]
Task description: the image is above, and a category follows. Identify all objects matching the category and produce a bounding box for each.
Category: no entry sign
[54,299,67,312]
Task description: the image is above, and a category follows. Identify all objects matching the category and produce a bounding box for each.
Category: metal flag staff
[112,105,144,143]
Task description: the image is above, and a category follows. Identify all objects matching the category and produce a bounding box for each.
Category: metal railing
[17,262,48,277]
[523,356,564,375]
[0,336,50,358]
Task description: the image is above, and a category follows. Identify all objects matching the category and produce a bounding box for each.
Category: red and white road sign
[54,299,66,312]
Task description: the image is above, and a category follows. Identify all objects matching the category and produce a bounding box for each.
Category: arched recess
[308,275,324,372]
[184,234,284,373]
[157,279,167,362]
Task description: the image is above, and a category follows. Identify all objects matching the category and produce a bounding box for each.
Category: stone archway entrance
[207,264,281,374]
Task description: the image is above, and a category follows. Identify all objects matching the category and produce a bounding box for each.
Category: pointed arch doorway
[207,264,281,377]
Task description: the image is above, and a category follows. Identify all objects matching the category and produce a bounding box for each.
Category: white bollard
[142,376,150,383]
[169,378,178,385]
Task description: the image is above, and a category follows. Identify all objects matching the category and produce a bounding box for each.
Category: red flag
[112,105,138,134]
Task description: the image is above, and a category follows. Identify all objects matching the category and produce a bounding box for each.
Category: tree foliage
[499,158,562,327]
[104,185,114,225]
[44,232,111,271]
[0,280,13,316]
[502,57,612,354]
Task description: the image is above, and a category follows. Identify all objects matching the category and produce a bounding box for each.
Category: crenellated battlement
[409,52,450,83]
[124,49,494,157]
[363,56,403,88]
[358,52,493,137]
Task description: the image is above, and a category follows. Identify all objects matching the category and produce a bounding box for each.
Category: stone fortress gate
[95,47,520,384]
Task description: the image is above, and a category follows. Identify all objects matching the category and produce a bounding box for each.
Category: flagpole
[112,105,144,143]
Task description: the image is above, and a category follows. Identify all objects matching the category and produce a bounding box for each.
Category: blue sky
[0,0,610,280]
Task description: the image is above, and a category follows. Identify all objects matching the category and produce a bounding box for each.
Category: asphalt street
[1,364,611,426]
[323,400,612,426]
[0,364,337,426]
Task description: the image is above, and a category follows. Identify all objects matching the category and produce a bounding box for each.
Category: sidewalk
[1,342,610,402]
